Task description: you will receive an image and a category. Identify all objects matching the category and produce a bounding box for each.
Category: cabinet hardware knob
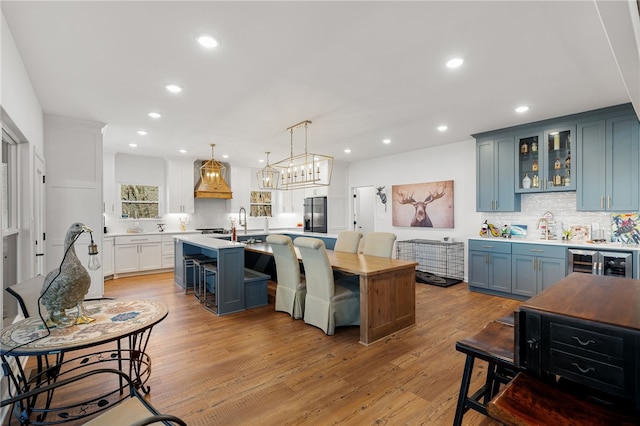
[526,338,538,349]
[571,362,595,374]
[572,336,596,346]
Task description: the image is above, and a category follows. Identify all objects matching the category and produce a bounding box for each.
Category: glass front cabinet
[516,125,575,193]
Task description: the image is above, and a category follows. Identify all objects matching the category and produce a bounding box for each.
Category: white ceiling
[2,1,639,168]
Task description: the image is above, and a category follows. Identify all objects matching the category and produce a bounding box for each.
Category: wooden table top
[519,272,640,331]
[244,243,417,276]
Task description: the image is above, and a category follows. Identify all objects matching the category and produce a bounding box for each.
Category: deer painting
[396,187,446,227]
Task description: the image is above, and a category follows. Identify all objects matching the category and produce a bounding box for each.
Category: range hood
[194,160,233,199]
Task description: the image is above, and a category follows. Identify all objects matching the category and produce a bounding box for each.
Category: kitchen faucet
[239,207,247,235]
[536,217,550,240]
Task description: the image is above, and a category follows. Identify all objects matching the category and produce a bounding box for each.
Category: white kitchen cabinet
[231,166,251,213]
[161,235,175,268]
[114,235,162,274]
[102,236,114,278]
[166,159,196,213]
[103,152,116,214]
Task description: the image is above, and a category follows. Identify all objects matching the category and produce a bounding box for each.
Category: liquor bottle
[565,152,571,169]
[554,158,561,169]
[532,160,538,171]
[532,174,539,188]
[522,173,531,189]
[553,173,562,186]
[520,141,528,154]
[531,139,538,152]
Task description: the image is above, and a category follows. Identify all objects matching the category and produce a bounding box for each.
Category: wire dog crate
[396,239,464,287]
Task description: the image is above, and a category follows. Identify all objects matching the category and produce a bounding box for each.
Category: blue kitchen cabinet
[476,136,521,212]
[577,110,639,211]
[468,240,512,293]
[511,244,566,298]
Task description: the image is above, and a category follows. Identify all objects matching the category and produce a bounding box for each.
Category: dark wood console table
[516,272,640,411]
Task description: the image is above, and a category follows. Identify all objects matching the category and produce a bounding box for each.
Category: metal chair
[1,368,186,426]
[202,263,218,314]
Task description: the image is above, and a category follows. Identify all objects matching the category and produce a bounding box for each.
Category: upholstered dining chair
[333,231,363,254]
[362,232,397,258]
[293,237,359,335]
[266,234,306,319]
[5,275,46,319]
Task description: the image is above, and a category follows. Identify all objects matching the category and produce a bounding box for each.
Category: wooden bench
[488,372,640,425]
[453,320,518,426]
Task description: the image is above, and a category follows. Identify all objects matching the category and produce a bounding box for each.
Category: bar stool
[182,254,209,294]
[453,321,518,426]
[192,257,217,302]
[202,263,218,313]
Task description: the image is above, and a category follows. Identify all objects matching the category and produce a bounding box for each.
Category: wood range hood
[194,177,232,199]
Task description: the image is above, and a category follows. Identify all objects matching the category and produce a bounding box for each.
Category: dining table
[244,242,418,345]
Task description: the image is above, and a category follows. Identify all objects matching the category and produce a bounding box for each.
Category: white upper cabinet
[166,159,196,213]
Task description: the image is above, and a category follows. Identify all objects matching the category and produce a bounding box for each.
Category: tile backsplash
[482,192,634,241]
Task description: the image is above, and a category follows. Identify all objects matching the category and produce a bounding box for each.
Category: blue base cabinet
[468,240,512,293]
[511,244,566,298]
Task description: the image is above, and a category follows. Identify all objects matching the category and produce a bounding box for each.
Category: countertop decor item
[40,222,100,327]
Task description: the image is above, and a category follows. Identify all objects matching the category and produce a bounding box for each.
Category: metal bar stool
[192,257,217,302]
[202,263,218,313]
[453,320,518,426]
[182,254,209,294]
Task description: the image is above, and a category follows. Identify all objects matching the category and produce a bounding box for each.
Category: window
[250,191,272,217]
[2,129,18,232]
[120,184,160,219]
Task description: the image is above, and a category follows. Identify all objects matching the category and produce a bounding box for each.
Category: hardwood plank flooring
[9,273,521,425]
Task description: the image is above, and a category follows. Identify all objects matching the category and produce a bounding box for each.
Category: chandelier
[271,120,334,190]
[256,151,280,190]
[200,144,227,189]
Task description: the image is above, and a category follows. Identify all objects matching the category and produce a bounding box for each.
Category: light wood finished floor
[13,273,521,425]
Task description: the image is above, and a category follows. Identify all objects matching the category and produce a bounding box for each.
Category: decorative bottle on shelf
[565,152,571,169]
[553,173,563,186]
[522,173,531,189]
[531,139,538,152]
[554,158,561,169]
[532,160,538,171]
[532,174,539,188]
[520,141,528,154]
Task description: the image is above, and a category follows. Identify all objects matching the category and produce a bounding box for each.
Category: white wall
[348,139,482,245]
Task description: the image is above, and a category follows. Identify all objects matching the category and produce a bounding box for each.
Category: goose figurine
[40,222,94,327]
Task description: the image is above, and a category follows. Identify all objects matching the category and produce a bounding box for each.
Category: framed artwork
[392,180,454,228]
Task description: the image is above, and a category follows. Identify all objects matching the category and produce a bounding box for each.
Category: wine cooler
[568,249,632,278]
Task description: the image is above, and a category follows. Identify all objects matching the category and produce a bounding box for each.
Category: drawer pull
[529,249,544,253]
[572,336,596,346]
[571,363,595,374]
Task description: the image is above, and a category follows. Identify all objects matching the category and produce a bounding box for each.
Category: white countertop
[468,236,640,251]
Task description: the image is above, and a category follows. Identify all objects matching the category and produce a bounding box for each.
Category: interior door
[35,153,45,275]
[353,186,375,234]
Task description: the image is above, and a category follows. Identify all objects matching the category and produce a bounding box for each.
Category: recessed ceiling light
[446,57,464,68]
[222,154,229,159]
[437,125,448,132]
[137,130,148,136]
[382,139,391,144]
[148,112,162,119]
[129,143,138,148]
[165,84,183,94]
[515,105,530,113]
[258,159,265,163]
[179,149,187,154]
[344,149,351,154]
[197,35,219,49]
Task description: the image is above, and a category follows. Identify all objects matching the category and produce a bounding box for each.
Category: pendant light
[271,120,333,190]
[200,144,227,189]
[256,151,280,190]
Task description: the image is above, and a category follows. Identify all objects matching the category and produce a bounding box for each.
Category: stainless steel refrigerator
[303,196,327,233]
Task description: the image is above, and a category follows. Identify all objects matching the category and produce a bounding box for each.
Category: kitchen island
[174,235,249,315]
